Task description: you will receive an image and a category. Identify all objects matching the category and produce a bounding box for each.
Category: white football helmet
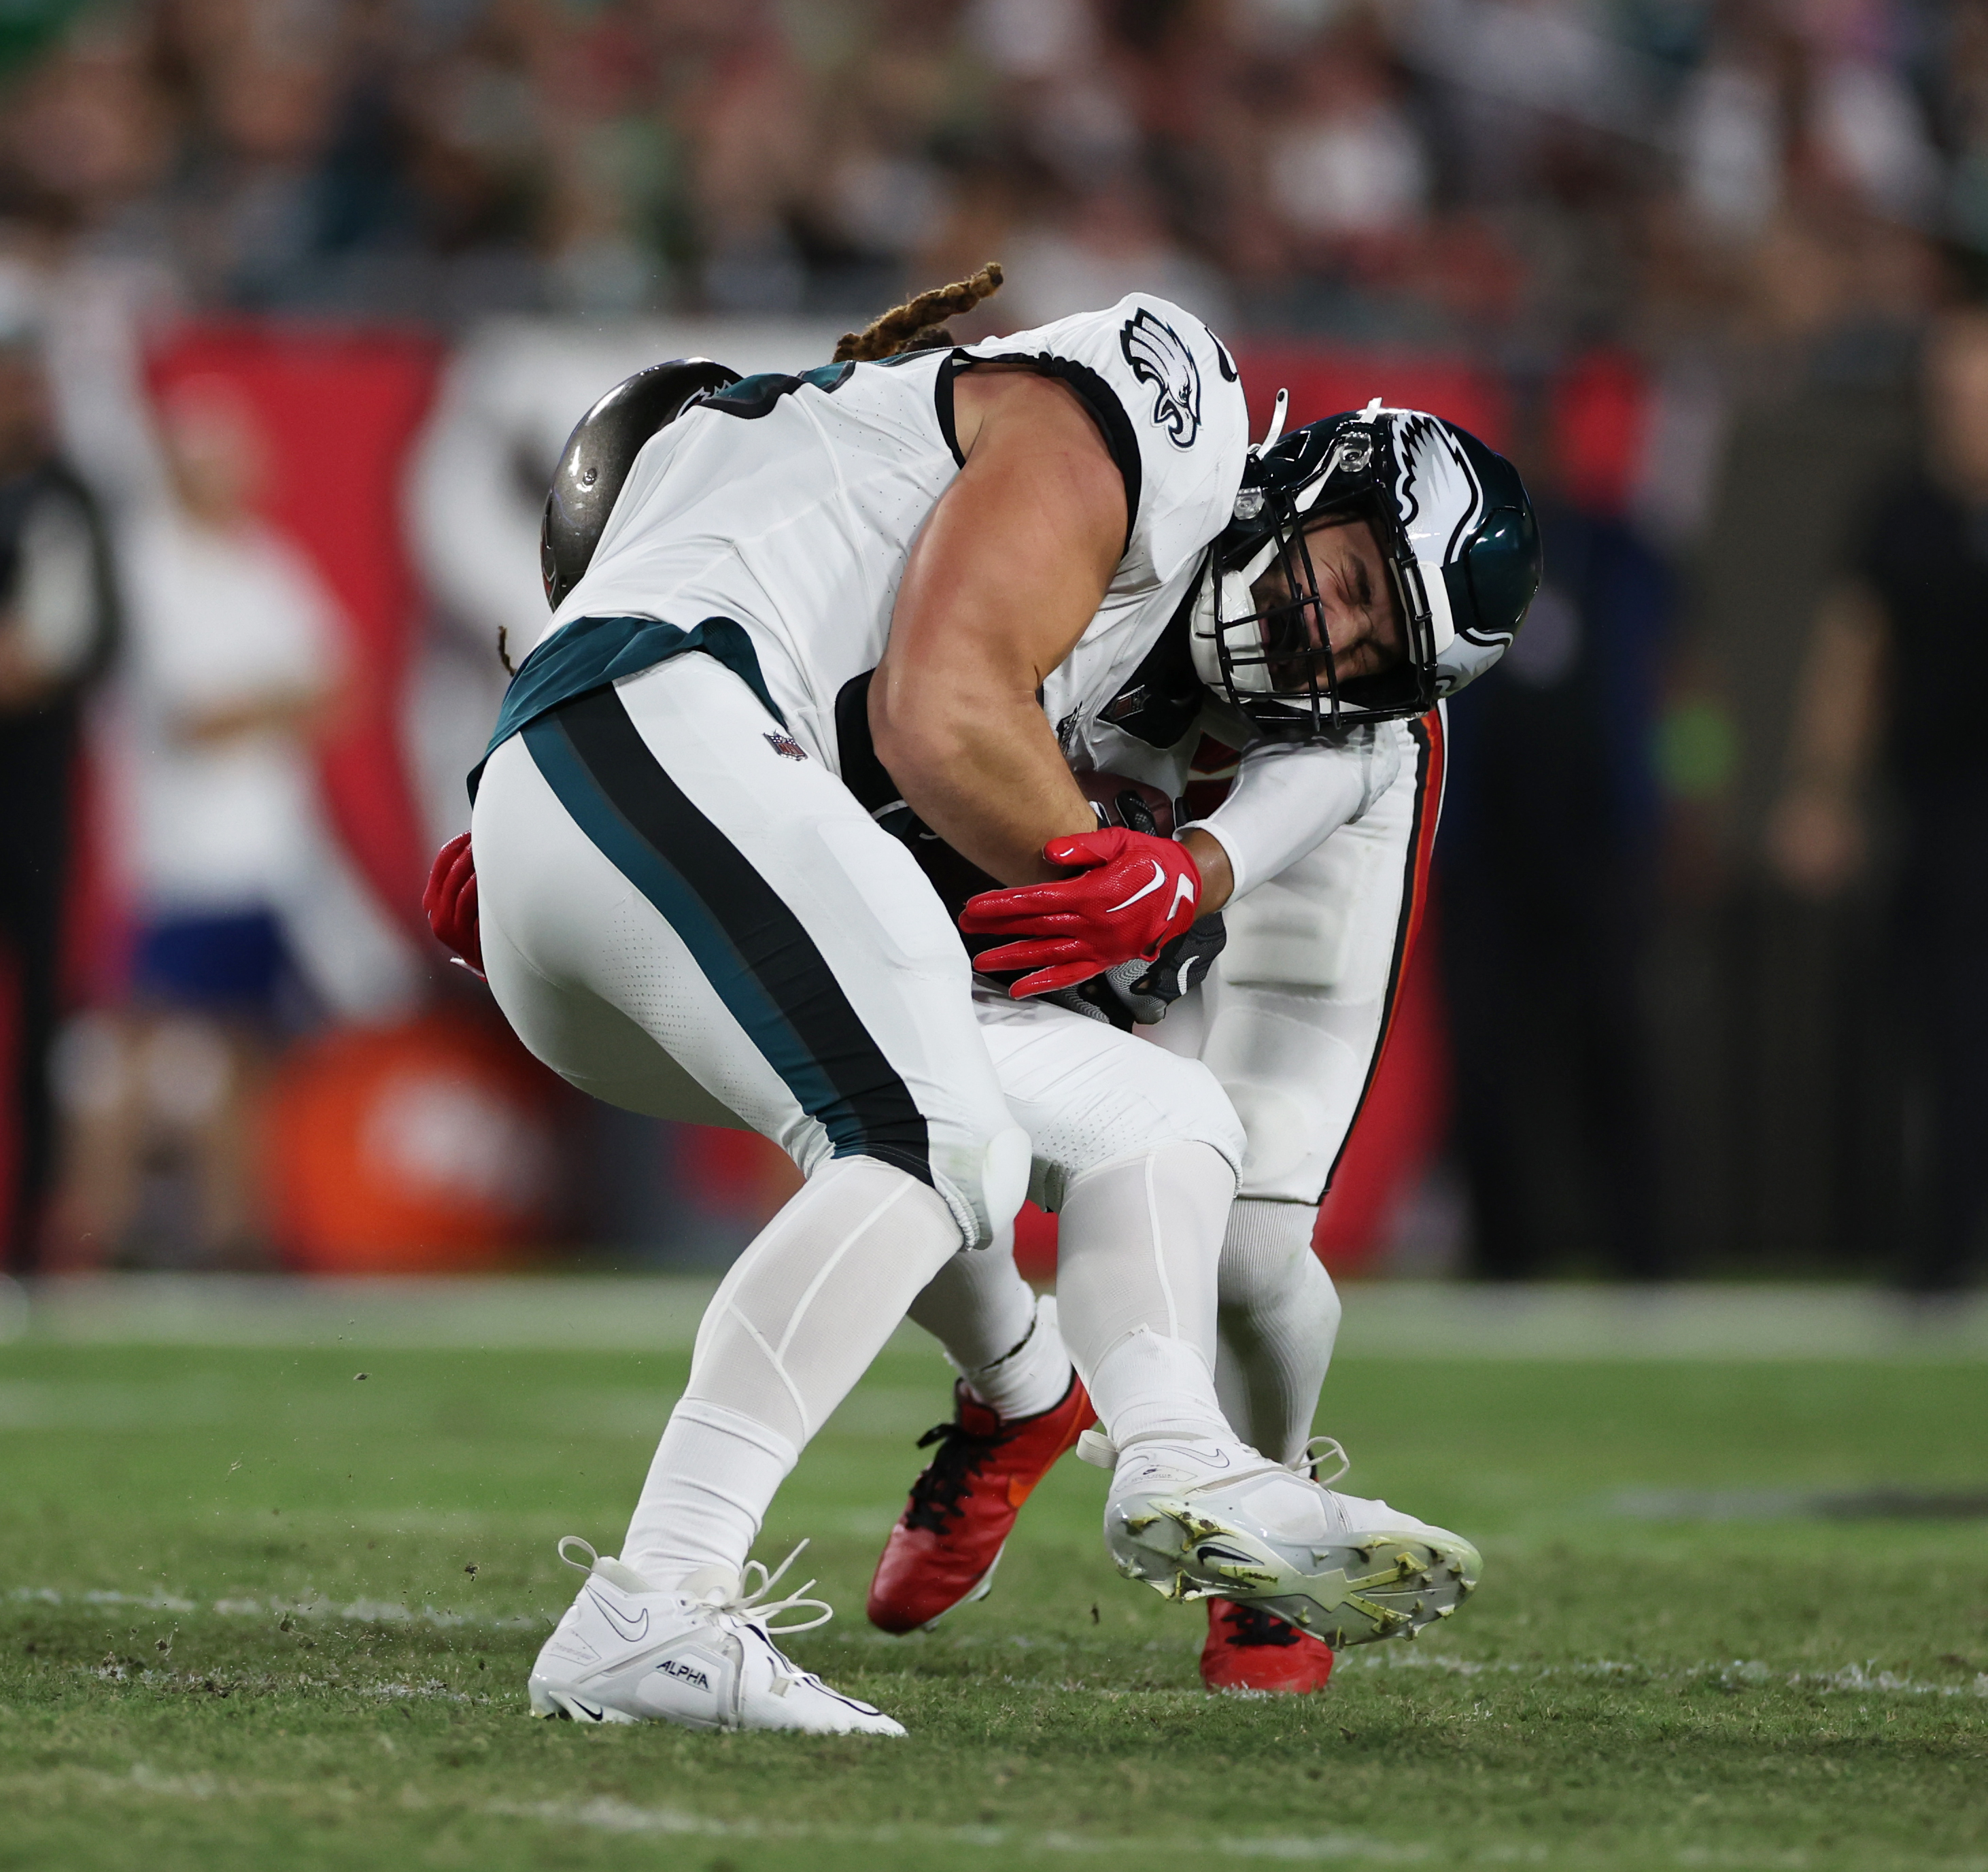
[1189,399,1542,737]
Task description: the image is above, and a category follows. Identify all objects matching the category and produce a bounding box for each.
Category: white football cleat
[527,1537,905,1736]
[1093,1434,1481,1647]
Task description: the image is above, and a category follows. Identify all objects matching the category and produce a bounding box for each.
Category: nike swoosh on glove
[424,832,486,980]
[959,827,1202,997]
[1042,915,1227,1031]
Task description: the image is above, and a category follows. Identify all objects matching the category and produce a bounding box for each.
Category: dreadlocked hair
[832,262,1004,364]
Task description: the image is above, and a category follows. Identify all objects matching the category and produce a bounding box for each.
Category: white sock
[1214,1199,1341,1465]
[907,1247,1074,1420]
[623,1155,961,1588]
[1084,1326,1231,1452]
[622,1400,796,1593]
[1054,1144,1235,1451]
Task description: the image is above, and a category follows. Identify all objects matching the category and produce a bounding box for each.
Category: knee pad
[1223,1236,1341,1342]
[929,1123,1031,1252]
[1201,1001,1373,1203]
[1221,1080,1333,1200]
[1031,1053,1245,1211]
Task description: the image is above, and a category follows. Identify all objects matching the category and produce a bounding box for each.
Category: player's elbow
[868,671,975,798]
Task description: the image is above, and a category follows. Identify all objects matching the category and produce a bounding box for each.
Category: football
[887,769,1178,926]
[1074,769,1176,838]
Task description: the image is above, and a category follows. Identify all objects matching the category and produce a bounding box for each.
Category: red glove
[424,832,486,980]
[960,827,1203,997]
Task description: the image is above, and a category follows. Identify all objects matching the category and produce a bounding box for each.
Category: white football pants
[472,652,1246,1581]
[910,711,1443,1462]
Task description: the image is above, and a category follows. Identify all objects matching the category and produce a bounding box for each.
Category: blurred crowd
[0,0,1976,343]
[0,0,1984,1290]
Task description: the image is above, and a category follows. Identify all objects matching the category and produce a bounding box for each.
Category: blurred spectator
[1768,305,1988,1292]
[1267,27,1430,262]
[684,7,817,312]
[999,175,1235,329]
[0,0,1969,352]
[1666,204,1923,1274]
[54,374,411,1266]
[1439,396,1675,1279]
[805,0,972,308]
[0,268,118,1276]
[0,18,176,267]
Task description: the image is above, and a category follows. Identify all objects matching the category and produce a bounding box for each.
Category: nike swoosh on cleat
[569,1698,606,1722]
[587,1587,650,1646]
[1107,861,1167,915]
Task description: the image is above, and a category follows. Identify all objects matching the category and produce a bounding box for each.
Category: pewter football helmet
[1190,400,1541,736]
[541,358,739,609]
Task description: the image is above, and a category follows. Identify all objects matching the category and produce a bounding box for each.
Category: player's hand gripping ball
[424,832,487,980]
[961,826,1203,997]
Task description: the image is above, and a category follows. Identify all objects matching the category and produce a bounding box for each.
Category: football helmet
[540,358,740,609]
[1190,399,1541,737]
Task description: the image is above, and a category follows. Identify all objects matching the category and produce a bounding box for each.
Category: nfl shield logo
[764,732,808,761]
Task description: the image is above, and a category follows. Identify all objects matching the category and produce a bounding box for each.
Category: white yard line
[0,1272,1980,1359]
[486,1796,1438,1858]
[1339,1648,1988,1699]
[5,1273,1986,1359]
[0,1273,723,1352]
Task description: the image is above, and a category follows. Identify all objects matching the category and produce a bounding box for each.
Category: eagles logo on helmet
[1190,398,1543,739]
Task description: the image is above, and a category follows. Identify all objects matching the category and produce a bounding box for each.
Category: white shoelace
[1296,1435,1350,1488]
[556,1535,833,1636]
[708,1540,833,1635]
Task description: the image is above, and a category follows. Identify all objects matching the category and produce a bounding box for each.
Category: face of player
[1246,513,1406,688]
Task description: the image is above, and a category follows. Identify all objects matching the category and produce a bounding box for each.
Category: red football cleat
[1200,1597,1337,1694]
[867,1374,1091,1634]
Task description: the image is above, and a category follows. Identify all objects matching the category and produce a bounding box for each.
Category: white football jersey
[540,294,1250,779]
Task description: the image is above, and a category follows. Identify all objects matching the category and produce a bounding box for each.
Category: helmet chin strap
[1409,553,1458,656]
[1187,560,1237,690]
[1252,388,1289,457]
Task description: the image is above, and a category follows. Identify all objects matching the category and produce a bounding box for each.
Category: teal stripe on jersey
[468,613,784,802]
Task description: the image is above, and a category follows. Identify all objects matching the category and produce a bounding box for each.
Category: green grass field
[3,1284,1985,1871]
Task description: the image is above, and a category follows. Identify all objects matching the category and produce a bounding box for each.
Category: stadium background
[4,8,1986,1869]
[0,0,1978,1288]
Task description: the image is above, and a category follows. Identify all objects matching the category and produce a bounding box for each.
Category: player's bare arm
[874,365,1237,906]
[868,369,1122,887]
